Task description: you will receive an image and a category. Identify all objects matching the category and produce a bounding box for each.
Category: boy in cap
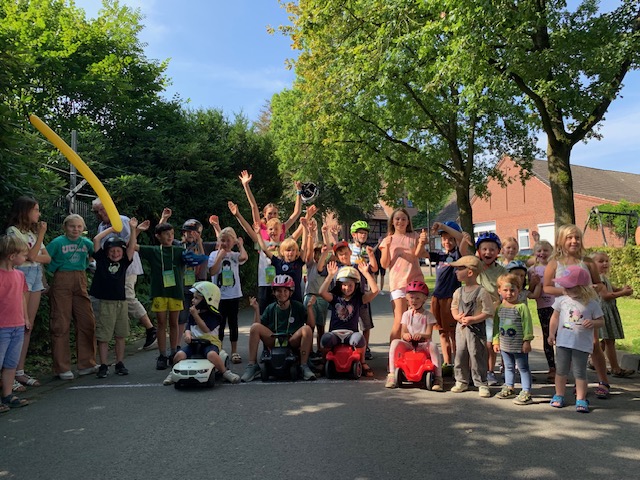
[449,255,495,397]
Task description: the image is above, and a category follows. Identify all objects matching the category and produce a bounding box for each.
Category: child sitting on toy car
[385,280,442,390]
[241,275,317,382]
[163,281,240,385]
[318,262,379,365]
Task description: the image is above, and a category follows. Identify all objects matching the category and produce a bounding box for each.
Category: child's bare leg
[168,311,180,352]
[316,324,325,351]
[115,336,125,363]
[487,342,496,372]
[389,298,407,342]
[156,311,167,354]
[591,333,610,384]
[207,351,225,372]
[439,331,451,365]
[575,378,588,401]
[603,339,621,372]
[554,374,568,397]
[98,341,109,365]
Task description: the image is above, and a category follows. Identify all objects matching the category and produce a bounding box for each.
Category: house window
[473,221,496,243]
[518,229,530,249]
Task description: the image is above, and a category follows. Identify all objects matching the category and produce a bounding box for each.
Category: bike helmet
[475,232,502,250]
[182,219,203,232]
[506,260,528,273]
[438,221,462,233]
[335,266,360,283]
[299,182,319,204]
[406,280,429,297]
[350,220,370,234]
[103,236,126,252]
[189,281,221,311]
[272,274,295,291]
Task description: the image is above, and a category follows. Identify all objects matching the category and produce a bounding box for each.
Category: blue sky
[75,0,639,174]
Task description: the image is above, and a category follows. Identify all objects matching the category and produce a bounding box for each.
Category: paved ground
[2,273,640,479]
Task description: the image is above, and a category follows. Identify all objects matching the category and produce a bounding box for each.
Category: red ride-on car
[324,330,363,380]
[394,340,437,390]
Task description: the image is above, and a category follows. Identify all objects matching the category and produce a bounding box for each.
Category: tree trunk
[546,141,575,227]
[455,183,473,238]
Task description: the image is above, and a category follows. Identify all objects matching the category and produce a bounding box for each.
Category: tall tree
[447,0,640,226]
[272,1,539,232]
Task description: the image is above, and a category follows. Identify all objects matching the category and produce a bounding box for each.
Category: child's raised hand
[329,224,340,235]
[419,229,427,244]
[37,221,47,235]
[239,170,252,186]
[529,272,540,287]
[365,245,375,258]
[237,237,244,248]
[321,244,329,254]
[162,207,172,219]
[129,217,138,230]
[357,261,369,275]
[252,221,261,234]
[622,285,634,296]
[189,305,198,316]
[327,260,339,276]
[305,204,318,219]
[228,201,238,216]
[461,232,473,246]
[431,222,442,234]
[137,220,151,231]
[249,296,259,310]
[308,218,318,233]
[300,217,309,229]
[209,215,219,226]
[294,180,302,191]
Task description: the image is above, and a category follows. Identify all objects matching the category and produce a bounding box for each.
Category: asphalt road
[2,289,640,480]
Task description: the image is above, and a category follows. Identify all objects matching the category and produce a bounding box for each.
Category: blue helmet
[506,260,528,273]
[438,221,462,234]
[475,232,502,250]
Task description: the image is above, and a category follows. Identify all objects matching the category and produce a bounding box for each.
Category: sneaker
[96,364,109,379]
[115,362,129,376]
[513,390,533,405]
[450,382,468,393]
[156,354,169,370]
[487,372,498,386]
[432,376,444,392]
[58,371,74,380]
[496,385,516,399]
[143,327,157,350]
[479,385,492,398]
[78,366,98,376]
[301,364,317,381]
[222,370,241,384]
[240,363,261,383]
[365,347,373,360]
[162,373,174,386]
[385,373,397,389]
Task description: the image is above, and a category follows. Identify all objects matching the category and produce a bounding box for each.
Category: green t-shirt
[138,245,185,300]
[477,262,506,305]
[46,235,94,273]
[260,300,307,335]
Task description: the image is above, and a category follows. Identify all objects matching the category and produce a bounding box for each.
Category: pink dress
[379,232,423,292]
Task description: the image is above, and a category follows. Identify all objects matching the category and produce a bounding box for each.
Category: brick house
[469,156,640,249]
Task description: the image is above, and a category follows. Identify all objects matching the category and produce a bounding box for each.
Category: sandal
[0,403,9,414]
[362,364,374,378]
[16,373,41,387]
[612,368,634,378]
[231,353,242,364]
[1,394,30,409]
[594,382,610,399]
[12,380,26,393]
[550,395,565,408]
[576,399,590,413]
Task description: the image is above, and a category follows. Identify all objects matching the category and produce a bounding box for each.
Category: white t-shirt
[552,296,603,353]
[208,250,245,300]
[401,309,436,336]
[256,241,279,287]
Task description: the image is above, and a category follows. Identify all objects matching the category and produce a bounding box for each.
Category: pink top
[379,232,423,291]
[0,269,27,328]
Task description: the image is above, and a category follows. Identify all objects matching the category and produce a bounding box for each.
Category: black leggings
[218,298,240,343]
[538,306,556,369]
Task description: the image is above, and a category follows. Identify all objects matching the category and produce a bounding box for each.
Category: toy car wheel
[325,361,335,379]
[423,371,433,391]
[352,361,362,380]
[395,368,407,388]
[206,370,215,388]
[290,364,299,381]
[260,363,269,382]
[174,382,183,390]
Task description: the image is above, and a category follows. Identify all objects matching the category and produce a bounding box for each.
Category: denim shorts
[16,265,45,292]
[0,326,25,369]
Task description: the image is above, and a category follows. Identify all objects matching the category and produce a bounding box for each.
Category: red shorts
[431,296,456,334]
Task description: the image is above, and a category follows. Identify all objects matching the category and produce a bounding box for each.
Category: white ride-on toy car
[170,338,230,389]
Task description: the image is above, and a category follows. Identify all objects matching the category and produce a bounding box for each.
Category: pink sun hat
[555,265,591,288]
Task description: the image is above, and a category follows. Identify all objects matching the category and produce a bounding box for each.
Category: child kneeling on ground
[386,280,442,390]
[164,281,240,385]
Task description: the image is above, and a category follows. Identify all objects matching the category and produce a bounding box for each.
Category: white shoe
[58,371,75,380]
[450,382,468,393]
[222,370,241,384]
[479,386,492,398]
[163,373,174,386]
[78,366,98,376]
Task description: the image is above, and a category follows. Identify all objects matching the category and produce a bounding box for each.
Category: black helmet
[182,219,203,232]
[299,182,318,204]
[104,236,126,252]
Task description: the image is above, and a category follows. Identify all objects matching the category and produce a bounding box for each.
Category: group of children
[0,184,634,413]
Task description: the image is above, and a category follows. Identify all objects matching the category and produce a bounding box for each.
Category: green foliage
[586,201,640,245]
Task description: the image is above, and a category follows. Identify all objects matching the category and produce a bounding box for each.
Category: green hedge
[586,246,640,296]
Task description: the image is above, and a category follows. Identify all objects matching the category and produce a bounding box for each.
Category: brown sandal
[362,364,374,377]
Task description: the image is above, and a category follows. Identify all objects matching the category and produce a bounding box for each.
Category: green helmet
[350,220,370,234]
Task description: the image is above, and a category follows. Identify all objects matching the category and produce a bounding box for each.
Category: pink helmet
[272,274,295,292]
[406,280,429,297]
